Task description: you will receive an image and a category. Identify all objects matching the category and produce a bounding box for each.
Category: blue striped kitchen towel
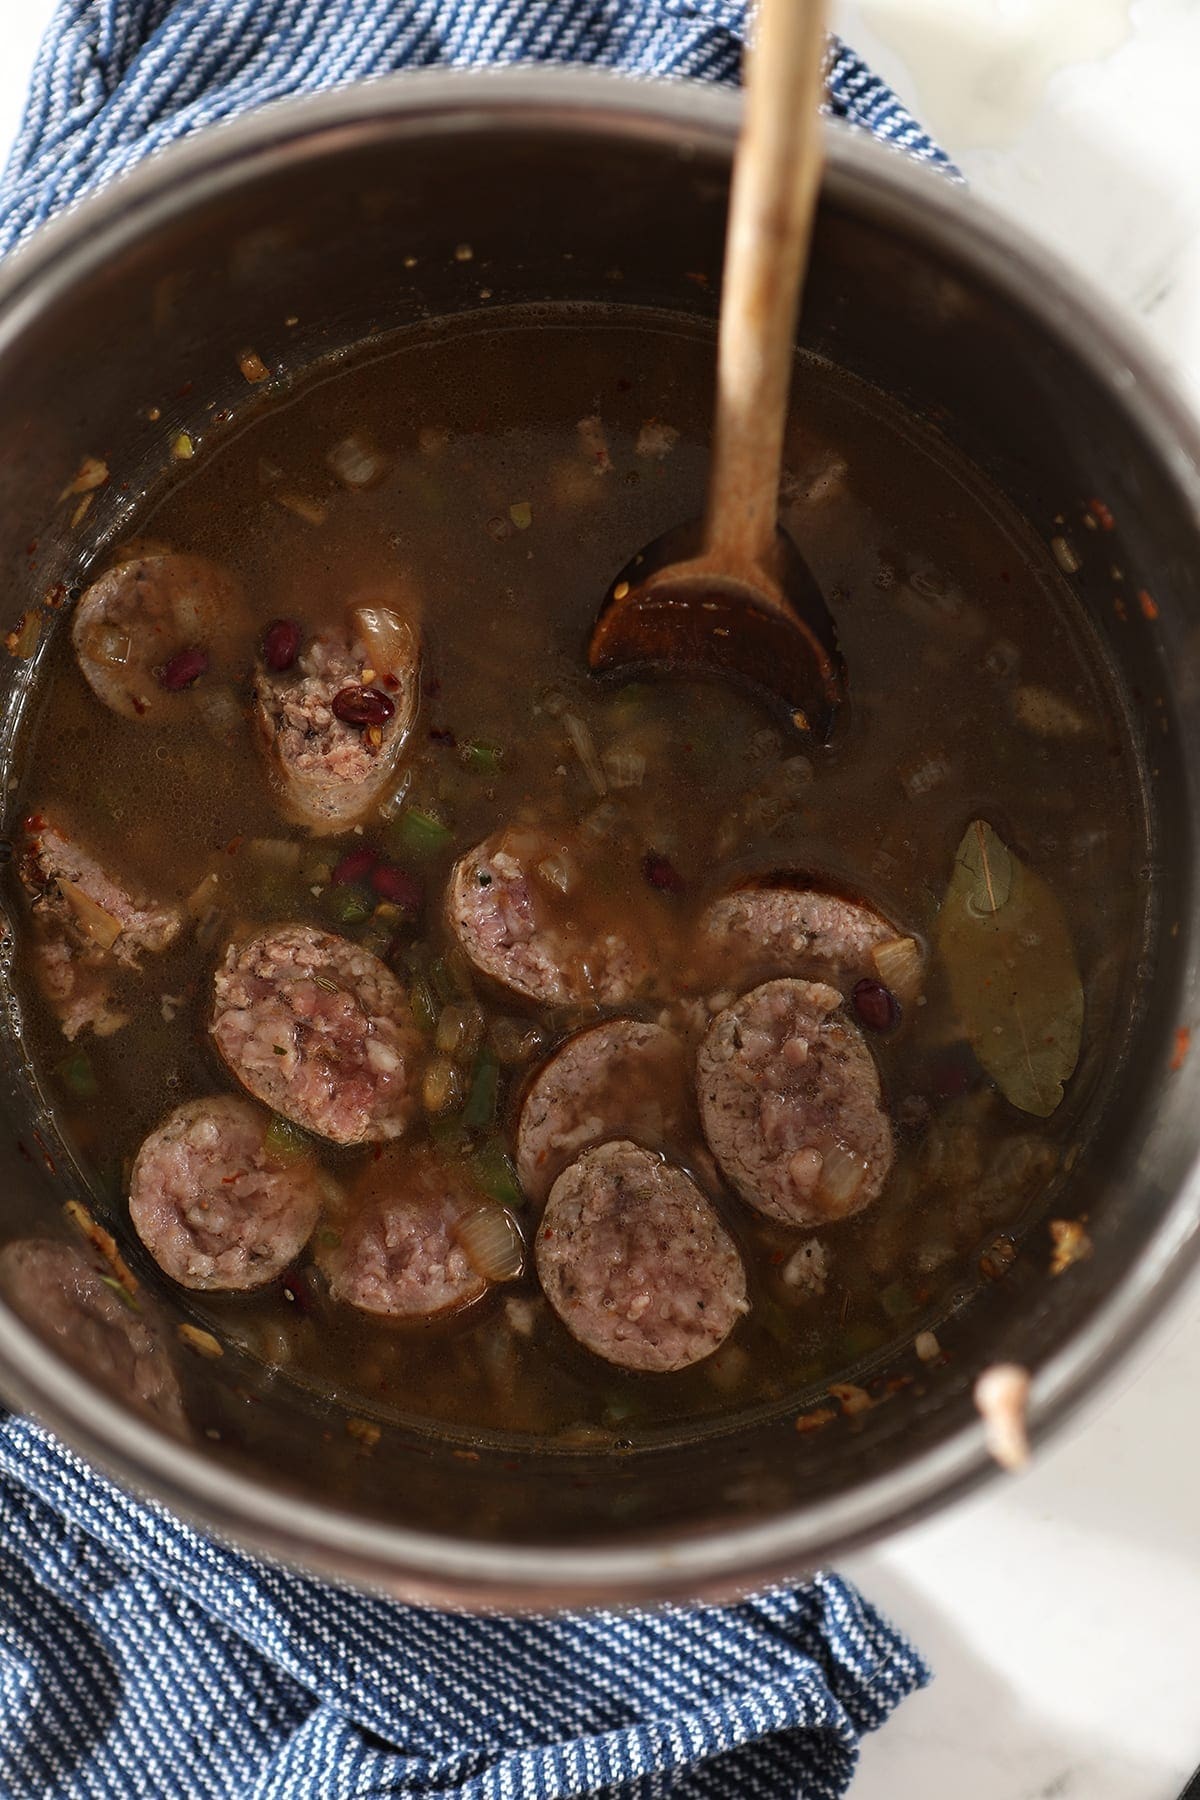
[0,4,935,1796]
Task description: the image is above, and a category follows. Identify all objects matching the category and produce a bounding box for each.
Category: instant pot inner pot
[0,100,1194,1562]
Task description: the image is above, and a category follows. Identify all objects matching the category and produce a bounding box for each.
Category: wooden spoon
[588,0,844,738]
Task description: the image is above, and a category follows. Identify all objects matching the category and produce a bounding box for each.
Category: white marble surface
[1,4,1199,1796]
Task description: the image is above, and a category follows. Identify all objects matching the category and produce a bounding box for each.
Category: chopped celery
[879,1281,918,1321]
[55,1050,97,1100]
[323,883,373,928]
[388,807,453,859]
[470,1139,524,1209]
[409,973,438,1035]
[263,1114,311,1164]
[461,1047,500,1131]
[839,1320,888,1360]
[460,738,503,774]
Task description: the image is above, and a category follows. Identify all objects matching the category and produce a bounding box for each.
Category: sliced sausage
[517,1019,693,1204]
[0,1238,185,1430]
[254,609,418,834]
[211,924,422,1145]
[129,1095,325,1290]
[447,828,649,1008]
[696,977,893,1227]
[318,1148,487,1319]
[535,1140,747,1373]
[19,814,183,1040]
[696,881,912,994]
[72,553,244,723]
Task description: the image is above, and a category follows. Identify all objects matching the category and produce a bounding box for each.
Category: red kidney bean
[641,851,685,894]
[332,847,379,886]
[852,978,900,1034]
[370,863,423,912]
[261,617,301,672]
[332,686,395,727]
[156,646,208,691]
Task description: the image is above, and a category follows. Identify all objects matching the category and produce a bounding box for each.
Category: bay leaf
[937,820,1083,1117]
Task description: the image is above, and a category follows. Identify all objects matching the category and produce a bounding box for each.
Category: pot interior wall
[0,93,1196,1563]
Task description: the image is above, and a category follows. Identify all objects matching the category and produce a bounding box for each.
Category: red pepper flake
[383,672,400,690]
[224,836,245,856]
[683,270,710,288]
[641,851,685,894]
[1114,597,1128,622]
[1170,1025,1191,1071]
[1138,588,1159,621]
[1088,497,1116,531]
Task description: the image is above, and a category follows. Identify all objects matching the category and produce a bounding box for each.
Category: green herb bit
[99,1275,140,1312]
[263,1114,311,1164]
[469,1139,524,1209]
[317,1226,343,1250]
[461,1046,500,1131]
[459,738,504,775]
[324,883,373,927]
[389,807,453,860]
[55,1050,98,1100]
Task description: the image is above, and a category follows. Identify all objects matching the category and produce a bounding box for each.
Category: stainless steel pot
[0,70,1195,1607]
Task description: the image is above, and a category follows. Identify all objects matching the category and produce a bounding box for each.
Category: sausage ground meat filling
[517,1019,693,1204]
[535,1140,747,1373]
[448,828,650,1007]
[696,884,902,993]
[696,977,893,1227]
[129,1095,325,1290]
[211,924,423,1145]
[19,814,182,1040]
[254,617,418,834]
[318,1152,487,1319]
[0,1239,185,1430]
[71,553,244,725]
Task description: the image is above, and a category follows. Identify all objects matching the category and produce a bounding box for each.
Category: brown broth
[8,308,1140,1443]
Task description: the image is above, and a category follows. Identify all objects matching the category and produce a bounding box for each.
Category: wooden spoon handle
[704,0,828,576]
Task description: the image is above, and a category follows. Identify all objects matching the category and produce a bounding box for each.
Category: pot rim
[1,66,1198,1605]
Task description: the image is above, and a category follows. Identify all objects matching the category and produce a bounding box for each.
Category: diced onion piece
[781,1237,828,1296]
[576,414,612,474]
[194,684,243,744]
[245,838,302,873]
[454,1204,524,1282]
[274,490,327,525]
[60,456,109,499]
[870,935,923,1005]
[327,434,388,490]
[82,623,132,668]
[635,420,679,459]
[178,1322,224,1359]
[818,1144,867,1210]
[601,745,646,790]
[829,1381,873,1416]
[974,1362,1031,1472]
[435,1003,483,1059]
[58,880,123,951]
[1013,684,1087,738]
[915,1329,941,1363]
[186,870,220,918]
[563,713,607,796]
[422,1056,461,1114]
[1051,534,1082,574]
[536,853,574,895]
[171,432,195,461]
[349,603,416,683]
[238,348,270,384]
